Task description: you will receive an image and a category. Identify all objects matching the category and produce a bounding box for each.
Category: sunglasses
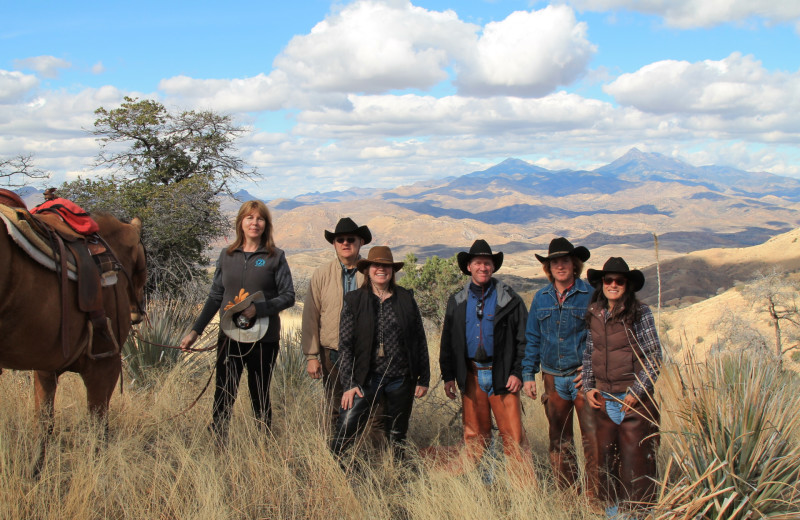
[335,236,357,244]
[603,276,627,287]
[476,299,484,320]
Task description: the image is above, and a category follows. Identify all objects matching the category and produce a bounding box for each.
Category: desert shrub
[123,294,196,387]
[654,351,800,519]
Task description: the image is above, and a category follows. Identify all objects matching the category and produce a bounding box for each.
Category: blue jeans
[330,372,415,456]
[474,361,494,396]
[552,373,580,401]
[603,391,628,425]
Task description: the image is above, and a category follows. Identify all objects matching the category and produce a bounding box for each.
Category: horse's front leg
[80,355,122,440]
[32,370,58,477]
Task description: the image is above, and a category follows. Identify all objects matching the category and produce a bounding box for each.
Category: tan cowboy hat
[356,245,404,273]
[220,291,269,343]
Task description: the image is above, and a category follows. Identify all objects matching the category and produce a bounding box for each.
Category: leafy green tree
[398,253,464,329]
[62,97,256,293]
[92,97,255,190]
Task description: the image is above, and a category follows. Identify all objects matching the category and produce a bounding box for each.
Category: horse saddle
[0,204,119,328]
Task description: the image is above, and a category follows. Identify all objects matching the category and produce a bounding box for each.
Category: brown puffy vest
[587,302,643,393]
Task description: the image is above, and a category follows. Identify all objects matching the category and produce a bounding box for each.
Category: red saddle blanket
[31,198,100,235]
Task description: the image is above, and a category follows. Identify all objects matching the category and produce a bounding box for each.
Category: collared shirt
[555,280,575,306]
[341,262,359,296]
[582,303,662,399]
[465,281,497,361]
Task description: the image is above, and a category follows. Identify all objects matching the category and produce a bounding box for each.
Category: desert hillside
[647,228,800,370]
[639,227,800,307]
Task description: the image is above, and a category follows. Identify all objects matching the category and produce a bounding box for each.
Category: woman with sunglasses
[330,246,429,461]
[582,257,662,515]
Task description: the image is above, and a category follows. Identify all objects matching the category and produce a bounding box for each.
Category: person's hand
[240,303,256,319]
[587,389,604,409]
[180,331,198,351]
[573,366,583,390]
[341,387,363,410]
[444,380,457,400]
[522,380,537,400]
[621,393,638,416]
[306,359,322,379]
[506,375,522,393]
[414,386,428,398]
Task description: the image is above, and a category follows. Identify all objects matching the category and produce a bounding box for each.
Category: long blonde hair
[227,200,275,256]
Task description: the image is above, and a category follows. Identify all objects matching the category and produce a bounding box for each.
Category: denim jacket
[521,278,592,381]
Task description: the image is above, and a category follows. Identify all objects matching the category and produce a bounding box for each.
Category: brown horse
[0,209,146,473]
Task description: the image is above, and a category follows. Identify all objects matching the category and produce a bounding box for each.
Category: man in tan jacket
[301,217,372,430]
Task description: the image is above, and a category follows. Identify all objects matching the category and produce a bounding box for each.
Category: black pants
[212,333,280,435]
[330,373,415,457]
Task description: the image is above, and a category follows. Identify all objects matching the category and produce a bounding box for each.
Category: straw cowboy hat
[587,257,645,292]
[220,291,269,343]
[324,217,372,244]
[356,245,404,273]
[535,237,590,263]
[456,239,503,275]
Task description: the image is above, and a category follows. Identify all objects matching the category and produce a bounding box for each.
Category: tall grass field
[1,306,798,519]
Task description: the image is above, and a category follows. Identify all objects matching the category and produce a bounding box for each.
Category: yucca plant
[123,295,195,387]
[272,326,313,395]
[654,352,800,519]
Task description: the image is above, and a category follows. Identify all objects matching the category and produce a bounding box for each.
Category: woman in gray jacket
[181,200,295,439]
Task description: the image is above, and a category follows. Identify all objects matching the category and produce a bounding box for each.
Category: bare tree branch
[0,154,50,188]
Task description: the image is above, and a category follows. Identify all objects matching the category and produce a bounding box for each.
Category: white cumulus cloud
[273,0,470,94]
[455,5,596,97]
[0,70,39,104]
[605,52,800,119]
[567,0,800,28]
[13,55,72,79]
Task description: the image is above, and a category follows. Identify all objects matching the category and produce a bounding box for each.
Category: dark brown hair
[360,265,397,291]
[586,280,641,325]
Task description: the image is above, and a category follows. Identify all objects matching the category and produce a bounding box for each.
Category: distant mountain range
[266,148,800,270]
[13,148,800,289]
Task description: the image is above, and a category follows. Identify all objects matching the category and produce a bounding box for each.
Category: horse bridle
[95,233,148,323]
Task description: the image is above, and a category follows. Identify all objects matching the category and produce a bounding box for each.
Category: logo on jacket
[255,258,266,267]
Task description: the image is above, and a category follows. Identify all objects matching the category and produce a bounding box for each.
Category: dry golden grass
[0,326,600,520]
[3,322,798,519]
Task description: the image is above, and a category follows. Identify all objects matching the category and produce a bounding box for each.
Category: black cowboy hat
[356,245,404,273]
[587,257,645,292]
[535,237,590,263]
[324,217,372,244]
[456,239,503,275]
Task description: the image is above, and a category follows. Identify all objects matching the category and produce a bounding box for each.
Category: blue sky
[2,0,799,198]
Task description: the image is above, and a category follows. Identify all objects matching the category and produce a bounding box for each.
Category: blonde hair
[227,200,275,256]
[542,257,584,284]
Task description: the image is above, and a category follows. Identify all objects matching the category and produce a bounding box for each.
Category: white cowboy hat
[220,291,269,343]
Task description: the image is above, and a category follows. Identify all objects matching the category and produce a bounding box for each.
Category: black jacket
[338,285,430,390]
[192,246,295,343]
[439,279,528,395]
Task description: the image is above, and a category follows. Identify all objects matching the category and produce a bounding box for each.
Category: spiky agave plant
[654,352,800,519]
[123,295,194,387]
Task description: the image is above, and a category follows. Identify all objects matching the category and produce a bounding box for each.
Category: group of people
[180,201,663,515]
